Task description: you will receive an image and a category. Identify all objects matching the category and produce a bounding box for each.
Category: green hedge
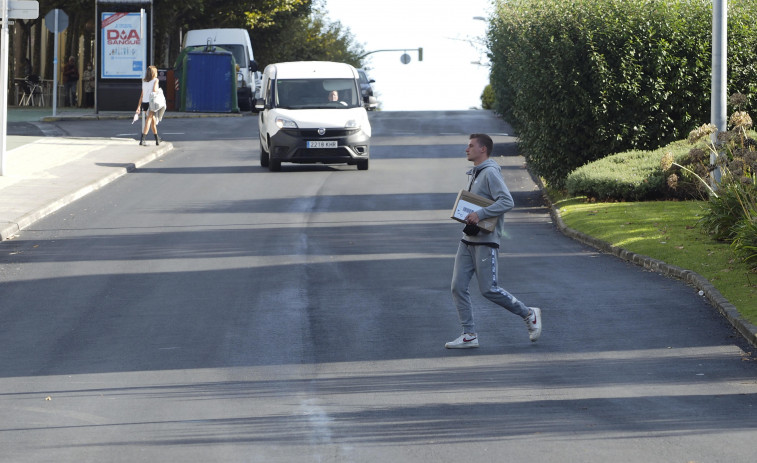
[565,140,693,201]
[488,0,757,188]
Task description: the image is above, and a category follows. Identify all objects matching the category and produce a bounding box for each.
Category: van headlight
[276,117,298,129]
[344,119,360,129]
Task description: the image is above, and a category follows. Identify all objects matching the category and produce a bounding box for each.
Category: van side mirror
[249,60,259,72]
[254,98,266,111]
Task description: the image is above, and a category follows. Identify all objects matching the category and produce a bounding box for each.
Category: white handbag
[148,88,167,123]
[149,88,166,111]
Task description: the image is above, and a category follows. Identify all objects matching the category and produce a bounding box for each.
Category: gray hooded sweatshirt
[462,158,514,247]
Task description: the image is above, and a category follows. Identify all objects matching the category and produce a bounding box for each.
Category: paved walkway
[5,106,246,123]
[0,135,173,241]
[1,106,242,241]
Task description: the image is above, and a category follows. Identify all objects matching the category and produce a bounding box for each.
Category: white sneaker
[445,333,479,349]
[525,307,542,342]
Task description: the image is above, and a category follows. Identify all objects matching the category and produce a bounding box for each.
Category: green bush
[699,181,749,241]
[682,102,757,268]
[481,84,495,110]
[488,0,757,188]
[733,217,757,269]
[699,142,757,268]
[565,141,692,201]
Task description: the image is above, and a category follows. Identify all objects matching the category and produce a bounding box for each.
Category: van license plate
[307,140,337,148]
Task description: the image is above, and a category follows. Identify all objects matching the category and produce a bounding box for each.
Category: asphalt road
[1,111,756,462]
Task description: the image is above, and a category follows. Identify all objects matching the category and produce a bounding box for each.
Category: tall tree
[10,1,364,95]
[153,0,206,67]
[251,2,365,68]
[154,0,313,67]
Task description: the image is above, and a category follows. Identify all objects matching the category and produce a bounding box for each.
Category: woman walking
[136,66,161,146]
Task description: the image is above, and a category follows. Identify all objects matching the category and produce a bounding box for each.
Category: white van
[255,61,371,171]
[182,28,260,111]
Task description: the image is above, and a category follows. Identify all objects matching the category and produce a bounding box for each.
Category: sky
[323,0,493,111]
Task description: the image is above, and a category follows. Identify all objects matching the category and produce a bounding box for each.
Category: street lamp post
[711,0,727,184]
[1,0,9,176]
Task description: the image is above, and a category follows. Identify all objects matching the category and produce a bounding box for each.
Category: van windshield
[217,44,246,69]
[274,78,361,109]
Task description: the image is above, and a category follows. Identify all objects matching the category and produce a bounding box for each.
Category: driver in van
[328,90,348,106]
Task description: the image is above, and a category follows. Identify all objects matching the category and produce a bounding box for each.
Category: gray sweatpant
[451,241,530,334]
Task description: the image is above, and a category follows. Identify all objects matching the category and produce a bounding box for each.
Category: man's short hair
[470,133,493,156]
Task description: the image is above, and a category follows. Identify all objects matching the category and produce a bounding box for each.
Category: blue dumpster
[178,50,239,112]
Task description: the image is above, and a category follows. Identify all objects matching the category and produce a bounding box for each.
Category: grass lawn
[554,198,757,324]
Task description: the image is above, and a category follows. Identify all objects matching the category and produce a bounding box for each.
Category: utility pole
[1,0,40,176]
[1,0,9,176]
[711,0,727,184]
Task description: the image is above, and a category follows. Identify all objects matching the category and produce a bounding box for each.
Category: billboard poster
[101,12,146,79]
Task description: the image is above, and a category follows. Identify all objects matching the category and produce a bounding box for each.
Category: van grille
[283,128,359,137]
[295,147,351,158]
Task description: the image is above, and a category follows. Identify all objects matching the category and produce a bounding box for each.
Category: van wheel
[269,159,281,172]
[260,140,269,167]
[357,159,369,171]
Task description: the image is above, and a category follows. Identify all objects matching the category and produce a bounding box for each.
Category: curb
[0,142,174,242]
[546,196,757,348]
[40,112,251,122]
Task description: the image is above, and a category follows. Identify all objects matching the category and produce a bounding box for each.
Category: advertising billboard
[100,11,146,79]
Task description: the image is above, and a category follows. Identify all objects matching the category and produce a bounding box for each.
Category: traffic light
[418,47,423,62]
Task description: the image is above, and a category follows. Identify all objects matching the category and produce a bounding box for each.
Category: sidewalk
[0,135,174,241]
[0,107,232,240]
[0,106,251,241]
[6,106,247,123]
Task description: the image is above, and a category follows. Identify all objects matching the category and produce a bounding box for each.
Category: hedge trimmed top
[488,0,757,188]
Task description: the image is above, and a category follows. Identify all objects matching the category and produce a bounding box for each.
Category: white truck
[182,28,261,111]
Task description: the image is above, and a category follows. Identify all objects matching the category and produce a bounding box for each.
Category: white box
[450,190,497,233]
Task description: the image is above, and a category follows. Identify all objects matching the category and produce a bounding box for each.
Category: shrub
[488,0,757,188]
[679,98,757,268]
[565,141,692,201]
[481,84,495,110]
[698,181,750,241]
[733,217,757,270]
